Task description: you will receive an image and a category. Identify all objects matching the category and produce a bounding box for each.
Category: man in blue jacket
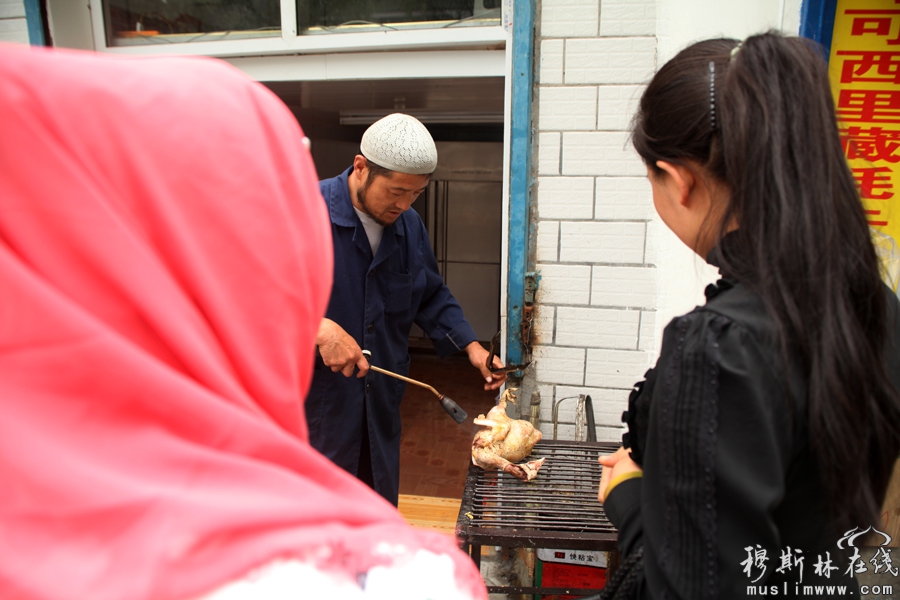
[307,113,506,505]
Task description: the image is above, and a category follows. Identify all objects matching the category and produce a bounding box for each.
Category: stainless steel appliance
[411,141,503,343]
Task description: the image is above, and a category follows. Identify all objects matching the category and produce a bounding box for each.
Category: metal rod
[362,350,442,399]
[367,364,443,399]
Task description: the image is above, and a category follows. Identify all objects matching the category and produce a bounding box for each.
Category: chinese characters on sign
[830,1,900,250]
[741,527,896,596]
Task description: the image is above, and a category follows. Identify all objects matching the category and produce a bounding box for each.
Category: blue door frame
[800,0,838,56]
[506,0,537,370]
[23,0,44,45]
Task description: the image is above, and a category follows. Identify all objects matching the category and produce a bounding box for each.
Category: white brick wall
[539,39,565,85]
[541,0,599,38]
[561,131,646,176]
[591,266,656,308]
[0,0,25,19]
[559,221,645,264]
[549,385,628,422]
[532,0,658,442]
[598,0,656,36]
[533,306,556,346]
[0,0,28,44]
[530,0,799,442]
[585,348,649,388]
[538,385,629,442]
[535,220,560,262]
[537,176,594,219]
[535,263,591,305]
[638,309,658,353]
[538,131,561,175]
[540,86,597,131]
[564,38,656,84]
[534,345,586,386]
[597,85,644,130]
[595,177,654,220]
[556,306,640,349]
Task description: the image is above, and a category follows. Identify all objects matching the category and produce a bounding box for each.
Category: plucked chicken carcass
[472,388,545,481]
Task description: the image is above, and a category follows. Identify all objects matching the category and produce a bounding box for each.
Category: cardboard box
[535,559,607,600]
[535,549,608,600]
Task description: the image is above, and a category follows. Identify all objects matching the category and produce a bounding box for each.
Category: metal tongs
[361,350,468,424]
[486,331,531,375]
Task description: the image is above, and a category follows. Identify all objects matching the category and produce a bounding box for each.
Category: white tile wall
[643,217,667,267]
[541,0,599,38]
[533,306,556,346]
[585,348,650,388]
[595,177,654,220]
[598,0,656,36]
[533,0,658,442]
[559,221,645,264]
[547,422,624,443]
[564,37,656,84]
[0,17,27,44]
[0,0,25,18]
[561,131,645,176]
[638,309,658,353]
[591,265,656,308]
[535,220,560,262]
[534,345,586,385]
[537,176,594,219]
[556,306,640,348]
[540,86,597,131]
[535,263,592,305]
[549,385,630,426]
[538,131,561,175]
[597,85,644,131]
[539,39,565,85]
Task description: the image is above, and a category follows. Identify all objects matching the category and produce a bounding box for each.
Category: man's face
[356,168,430,226]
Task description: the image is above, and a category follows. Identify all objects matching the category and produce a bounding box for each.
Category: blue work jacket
[306,167,477,505]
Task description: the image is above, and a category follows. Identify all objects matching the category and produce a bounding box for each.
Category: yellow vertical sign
[830,0,900,245]
[830,2,900,543]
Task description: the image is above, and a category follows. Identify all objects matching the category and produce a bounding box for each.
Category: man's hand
[597,446,642,503]
[464,341,507,391]
[316,318,369,378]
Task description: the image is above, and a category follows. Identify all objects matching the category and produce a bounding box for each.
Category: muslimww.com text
[746,583,892,595]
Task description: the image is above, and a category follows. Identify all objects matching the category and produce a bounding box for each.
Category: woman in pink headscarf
[0,43,486,600]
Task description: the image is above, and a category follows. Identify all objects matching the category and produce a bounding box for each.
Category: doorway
[265,76,505,501]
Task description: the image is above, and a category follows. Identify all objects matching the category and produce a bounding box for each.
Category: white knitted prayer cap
[360,113,438,175]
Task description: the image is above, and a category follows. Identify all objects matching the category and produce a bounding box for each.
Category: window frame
[88,0,507,56]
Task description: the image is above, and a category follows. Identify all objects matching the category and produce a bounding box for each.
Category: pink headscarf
[0,44,485,600]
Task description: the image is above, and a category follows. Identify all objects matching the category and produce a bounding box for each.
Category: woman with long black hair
[597,32,900,599]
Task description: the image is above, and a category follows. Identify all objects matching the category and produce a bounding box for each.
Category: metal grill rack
[456,439,620,597]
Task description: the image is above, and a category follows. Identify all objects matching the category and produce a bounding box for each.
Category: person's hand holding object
[316,318,369,377]
[464,341,507,391]
[597,446,642,503]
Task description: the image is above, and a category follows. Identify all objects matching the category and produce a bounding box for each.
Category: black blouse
[604,275,900,599]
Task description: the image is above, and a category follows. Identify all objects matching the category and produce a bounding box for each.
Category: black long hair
[632,32,900,532]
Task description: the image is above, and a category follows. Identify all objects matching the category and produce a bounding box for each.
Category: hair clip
[730,42,742,60]
[709,61,716,131]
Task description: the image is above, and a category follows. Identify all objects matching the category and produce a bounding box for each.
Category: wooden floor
[393,348,496,534]
[397,494,462,535]
[397,349,497,499]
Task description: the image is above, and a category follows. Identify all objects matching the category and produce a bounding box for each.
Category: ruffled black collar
[704,232,741,301]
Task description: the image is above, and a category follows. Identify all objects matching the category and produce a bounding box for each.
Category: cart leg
[606,549,620,581]
[471,543,482,571]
